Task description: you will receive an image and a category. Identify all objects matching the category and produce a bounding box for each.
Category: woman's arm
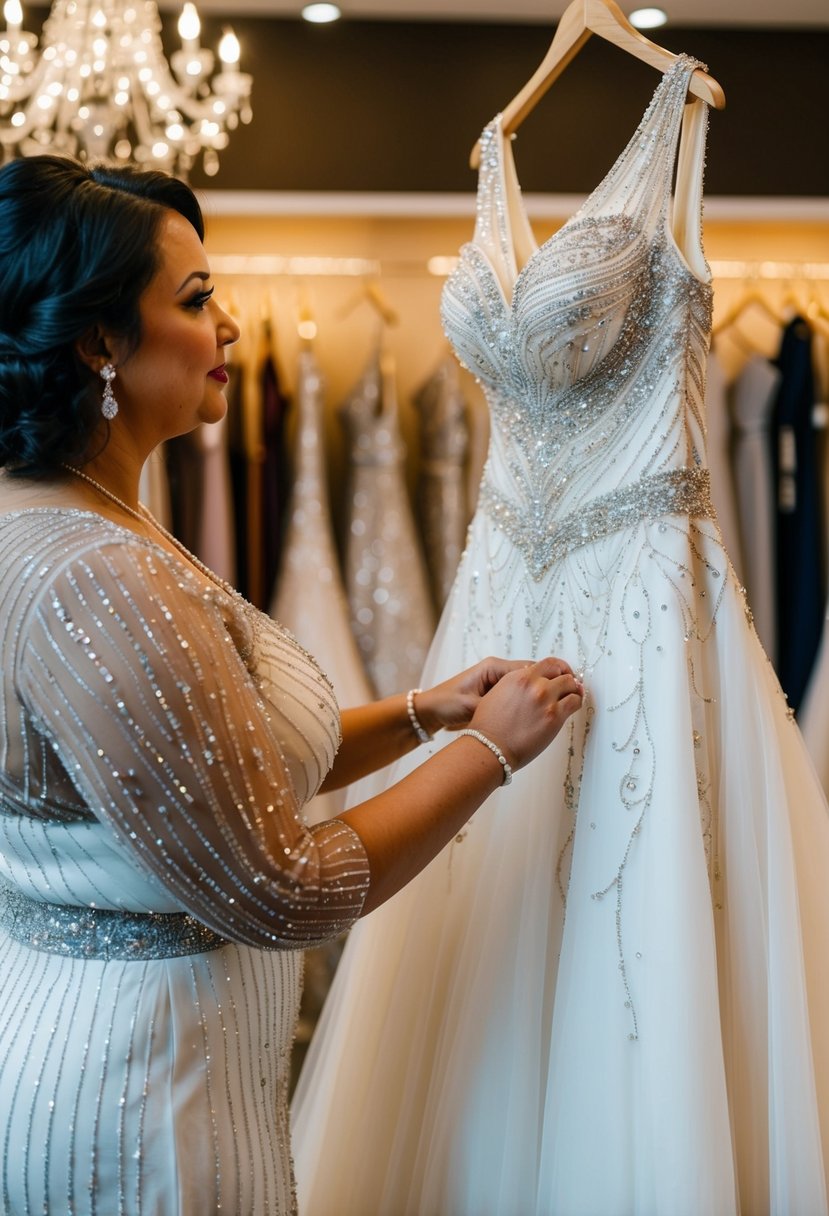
[339,658,583,914]
[19,540,581,945]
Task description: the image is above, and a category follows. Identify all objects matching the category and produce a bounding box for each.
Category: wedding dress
[293,57,829,1215]
[0,509,370,1215]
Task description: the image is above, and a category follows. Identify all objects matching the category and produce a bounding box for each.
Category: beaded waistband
[479,466,715,581]
[0,884,228,961]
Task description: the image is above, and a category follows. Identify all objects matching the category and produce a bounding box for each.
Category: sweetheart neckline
[463,56,711,315]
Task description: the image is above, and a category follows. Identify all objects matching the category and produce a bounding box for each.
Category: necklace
[60,463,339,696]
[60,462,239,601]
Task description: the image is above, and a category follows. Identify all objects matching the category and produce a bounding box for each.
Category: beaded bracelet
[406,688,433,744]
[456,728,513,785]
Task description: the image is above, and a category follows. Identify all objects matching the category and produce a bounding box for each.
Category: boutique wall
[23,8,829,195]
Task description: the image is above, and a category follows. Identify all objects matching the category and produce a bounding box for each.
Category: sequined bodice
[0,508,370,948]
[441,57,714,579]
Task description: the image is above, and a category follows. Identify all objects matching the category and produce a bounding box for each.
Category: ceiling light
[0,1,252,177]
[629,8,668,28]
[302,3,341,22]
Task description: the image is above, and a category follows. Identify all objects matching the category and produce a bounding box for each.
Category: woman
[0,155,583,1216]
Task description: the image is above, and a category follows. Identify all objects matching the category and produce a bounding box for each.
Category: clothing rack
[212,255,829,281]
[709,260,829,281]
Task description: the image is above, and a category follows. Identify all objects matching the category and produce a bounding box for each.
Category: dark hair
[0,155,205,477]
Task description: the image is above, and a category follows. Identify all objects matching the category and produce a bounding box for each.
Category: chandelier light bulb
[218,27,240,67]
[177,3,200,45]
[0,0,252,177]
[3,0,22,31]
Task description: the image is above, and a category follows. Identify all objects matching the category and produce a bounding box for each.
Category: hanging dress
[271,346,372,716]
[293,57,829,1216]
[340,350,435,699]
[730,352,781,661]
[414,353,471,611]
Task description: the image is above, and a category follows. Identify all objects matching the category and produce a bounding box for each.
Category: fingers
[548,672,584,700]
[529,655,577,681]
[474,654,577,693]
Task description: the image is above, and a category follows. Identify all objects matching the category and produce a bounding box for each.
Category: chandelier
[0,0,252,177]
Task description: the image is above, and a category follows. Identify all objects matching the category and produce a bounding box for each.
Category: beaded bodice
[441,57,714,580]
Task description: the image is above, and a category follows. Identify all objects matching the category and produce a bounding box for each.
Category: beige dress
[0,508,369,1215]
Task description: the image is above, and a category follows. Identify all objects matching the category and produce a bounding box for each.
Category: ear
[74,325,116,375]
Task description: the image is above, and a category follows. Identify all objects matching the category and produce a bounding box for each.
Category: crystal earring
[100,362,118,420]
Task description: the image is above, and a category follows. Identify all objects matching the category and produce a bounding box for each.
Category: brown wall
[24,9,829,196]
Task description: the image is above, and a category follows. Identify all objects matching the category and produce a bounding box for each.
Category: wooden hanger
[470,0,725,168]
[712,288,783,339]
[337,279,399,328]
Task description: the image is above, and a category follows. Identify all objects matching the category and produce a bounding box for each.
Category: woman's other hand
[414,655,581,738]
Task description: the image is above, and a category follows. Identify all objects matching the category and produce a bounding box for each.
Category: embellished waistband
[479,466,715,581]
[0,883,228,961]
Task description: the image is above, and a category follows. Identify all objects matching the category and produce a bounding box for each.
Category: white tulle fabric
[293,58,829,1216]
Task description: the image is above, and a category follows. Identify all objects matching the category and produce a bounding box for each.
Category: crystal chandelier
[0,1,252,177]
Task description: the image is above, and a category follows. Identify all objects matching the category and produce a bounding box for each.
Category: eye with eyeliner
[185,285,214,310]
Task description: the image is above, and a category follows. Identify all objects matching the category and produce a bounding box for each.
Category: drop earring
[100,362,118,420]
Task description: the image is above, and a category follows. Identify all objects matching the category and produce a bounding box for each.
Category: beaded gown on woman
[0,510,370,1215]
[293,58,829,1215]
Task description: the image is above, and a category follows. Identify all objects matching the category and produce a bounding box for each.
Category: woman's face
[111,210,240,442]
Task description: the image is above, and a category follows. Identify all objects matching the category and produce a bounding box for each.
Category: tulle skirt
[293,514,829,1216]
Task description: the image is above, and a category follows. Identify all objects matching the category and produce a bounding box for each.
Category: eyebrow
[176,270,211,294]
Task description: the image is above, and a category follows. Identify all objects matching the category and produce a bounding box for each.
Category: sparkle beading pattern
[340,354,436,697]
[479,465,714,580]
[0,506,372,1213]
[0,882,227,959]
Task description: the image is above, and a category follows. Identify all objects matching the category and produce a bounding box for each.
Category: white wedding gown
[293,57,829,1215]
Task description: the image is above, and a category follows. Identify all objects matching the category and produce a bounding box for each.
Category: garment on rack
[228,359,253,598]
[271,347,372,714]
[339,351,435,698]
[414,354,470,610]
[704,348,743,578]
[138,445,172,532]
[773,316,824,713]
[0,510,370,1216]
[261,350,291,609]
[166,414,236,589]
[730,352,781,662]
[799,330,829,792]
[293,57,829,1216]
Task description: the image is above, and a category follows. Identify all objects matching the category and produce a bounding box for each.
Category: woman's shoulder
[0,507,228,623]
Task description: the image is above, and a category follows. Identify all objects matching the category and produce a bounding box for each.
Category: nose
[217,303,241,348]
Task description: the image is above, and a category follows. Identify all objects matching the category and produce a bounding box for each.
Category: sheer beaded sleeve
[15,531,371,949]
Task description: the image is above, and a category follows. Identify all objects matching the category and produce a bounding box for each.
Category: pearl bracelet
[456,728,513,785]
[406,688,432,744]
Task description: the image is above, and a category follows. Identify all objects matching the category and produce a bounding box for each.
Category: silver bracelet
[406,688,432,744]
[456,728,513,785]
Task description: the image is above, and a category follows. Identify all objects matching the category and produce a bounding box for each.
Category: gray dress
[340,352,435,698]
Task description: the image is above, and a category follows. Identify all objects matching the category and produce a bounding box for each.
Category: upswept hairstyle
[0,154,204,477]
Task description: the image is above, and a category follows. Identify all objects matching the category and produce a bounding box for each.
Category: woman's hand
[413,655,580,737]
[343,656,584,913]
[465,656,584,772]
